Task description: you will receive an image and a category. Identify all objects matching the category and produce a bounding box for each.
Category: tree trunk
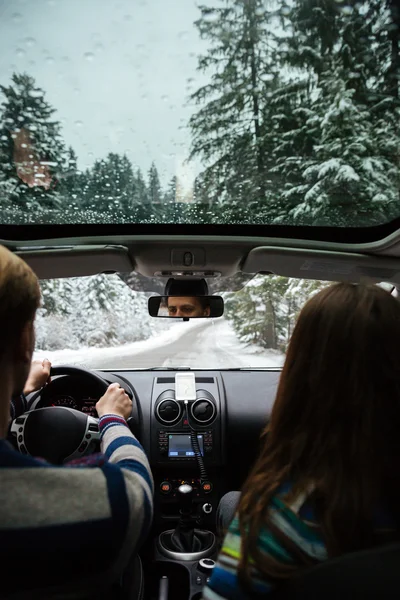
[387,0,400,100]
[246,1,265,199]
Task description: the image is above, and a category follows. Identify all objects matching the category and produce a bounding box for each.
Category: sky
[0,0,209,189]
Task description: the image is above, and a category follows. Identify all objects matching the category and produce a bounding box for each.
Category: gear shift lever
[165,483,214,554]
[178,483,193,516]
[157,482,216,558]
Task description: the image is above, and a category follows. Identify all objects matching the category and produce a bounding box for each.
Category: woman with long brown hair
[203,282,400,599]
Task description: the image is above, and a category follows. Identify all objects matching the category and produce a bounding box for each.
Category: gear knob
[178,483,193,513]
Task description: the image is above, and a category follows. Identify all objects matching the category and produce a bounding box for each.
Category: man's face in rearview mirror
[166,296,211,318]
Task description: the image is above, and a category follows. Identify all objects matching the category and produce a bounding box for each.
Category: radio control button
[202,481,213,493]
[160,481,172,494]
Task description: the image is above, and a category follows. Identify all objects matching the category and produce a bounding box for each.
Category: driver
[167,296,211,318]
[0,245,154,595]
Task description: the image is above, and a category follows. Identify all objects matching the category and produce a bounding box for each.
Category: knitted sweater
[2,396,153,596]
[203,484,396,600]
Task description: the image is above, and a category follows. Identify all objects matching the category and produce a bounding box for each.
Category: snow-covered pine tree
[0,73,67,213]
[268,0,399,224]
[189,0,281,211]
[132,168,149,206]
[287,69,399,225]
[58,146,89,212]
[104,153,135,214]
[164,176,177,203]
[224,276,329,351]
[84,154,135,215]
[83,158,110,214]
[148,162,162,205]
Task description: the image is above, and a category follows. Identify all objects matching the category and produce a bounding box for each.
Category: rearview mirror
[148,295,224,318]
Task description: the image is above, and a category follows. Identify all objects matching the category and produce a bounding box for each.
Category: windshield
[0,1,399,230]
[33,274,330,369]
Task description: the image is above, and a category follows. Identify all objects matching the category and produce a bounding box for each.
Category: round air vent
[191,398,216,424]
[156,398,181,425]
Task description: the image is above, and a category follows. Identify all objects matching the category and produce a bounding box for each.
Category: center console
[149,373,224,599]
[150,374,224,527]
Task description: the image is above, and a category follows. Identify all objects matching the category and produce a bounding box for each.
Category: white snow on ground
[34,318,285,369]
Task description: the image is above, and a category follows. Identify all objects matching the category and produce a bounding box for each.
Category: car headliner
[0,219,399,292]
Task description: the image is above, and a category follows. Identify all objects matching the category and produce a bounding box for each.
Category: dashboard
[32,368,280,528]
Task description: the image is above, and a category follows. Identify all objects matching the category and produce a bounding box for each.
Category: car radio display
[168,434,204,458]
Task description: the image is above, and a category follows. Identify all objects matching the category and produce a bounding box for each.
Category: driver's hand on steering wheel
[96,383,132,420]
[23,358,52,395]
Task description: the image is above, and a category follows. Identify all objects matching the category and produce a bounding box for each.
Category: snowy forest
[0,0,398,227]
[0,0,399,356]
[35,273,328,353]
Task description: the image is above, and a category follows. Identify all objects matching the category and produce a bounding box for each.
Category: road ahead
[35,319,285,370]
[90,319,254,369]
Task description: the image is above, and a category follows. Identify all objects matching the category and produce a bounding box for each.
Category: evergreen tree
[83,158,110,212]
[269,0,400,224]
[189,1,280,208]
[164,176,177,203]
[83,153,136,215]
[36,274,156,350]
[286,72,399,225]
[224,276,329,351]
[58,146,88,210]
[148,162,162,205]
[133,168,149,206]
[104,153,135,213]
[0,73,67,210]
[39,278,74,316]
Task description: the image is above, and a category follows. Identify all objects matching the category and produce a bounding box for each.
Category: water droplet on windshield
[16,48,26,58]
[161,95,169,102]
[95,42,104,52]
[46,56,55,65]
[124,14,133,21]
[12,13,22,24]
[24,37,36,47]
[84,52,94,62]
[74,120,83,128]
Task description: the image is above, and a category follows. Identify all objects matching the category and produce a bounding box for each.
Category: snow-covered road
[34,318,285,370]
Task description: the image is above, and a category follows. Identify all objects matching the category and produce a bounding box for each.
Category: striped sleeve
[99,414,154,542]
[202,515,274,600]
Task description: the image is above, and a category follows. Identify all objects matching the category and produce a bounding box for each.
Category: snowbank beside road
[34,318,206,366]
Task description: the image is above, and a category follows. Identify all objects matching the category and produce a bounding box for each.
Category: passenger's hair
[238,282,400,587]
[0,245,40,360]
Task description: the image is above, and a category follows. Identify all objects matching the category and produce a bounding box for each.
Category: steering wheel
[10,365,110,464]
